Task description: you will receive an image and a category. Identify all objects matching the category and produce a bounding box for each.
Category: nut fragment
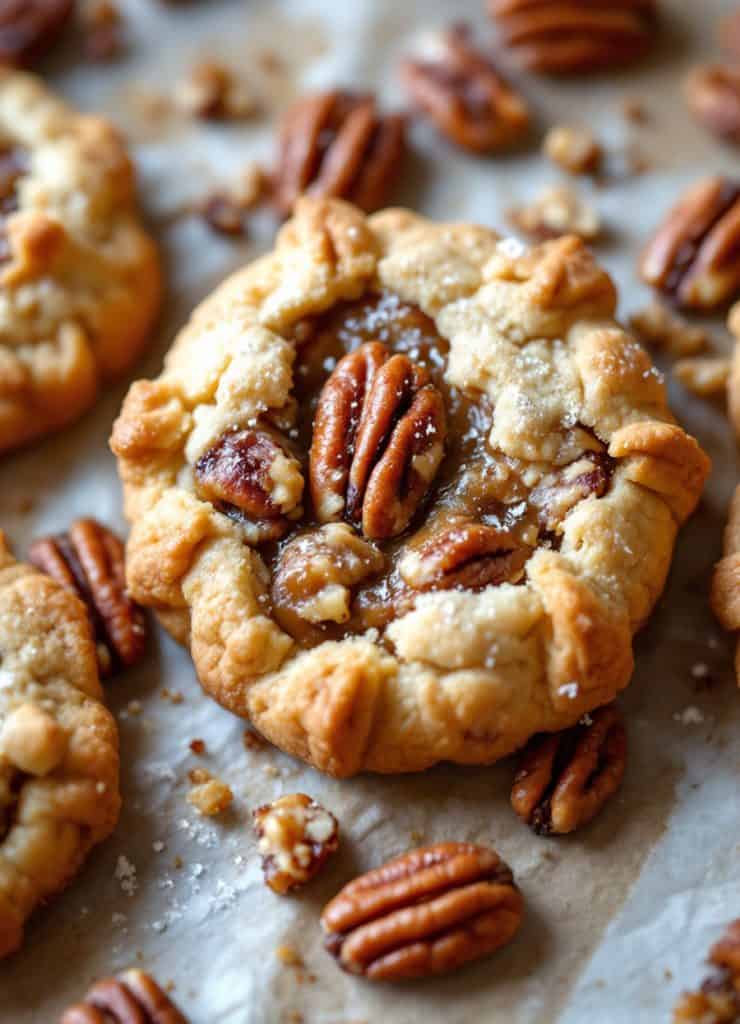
[0,0,74,66]
[28,518,148,678]
[321,842,523,980]
[273,90,406,216]
[529,451,612,533]
[194,427,304,543]
[673,356,730,398]
[511,705,626,835]
[640,176,740,311]
[60,968,189,1024]
[253,793,339,895]
[187,768,233,817]
[176,60,258,120]
[401,24,529,153]
[508,184,600,241]
[80,0,124,62]
[673,920,740,1023]
[399,518,530,591]
[686,65,740,145]
[310,342,447,540]
[489,0,657,74]
[629,302,709,357]
[543,124,602,175]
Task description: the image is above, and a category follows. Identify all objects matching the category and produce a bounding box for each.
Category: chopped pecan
[640,176,740,311]
[401,24,529,153]
[686,65,740,146]
[321,842,523,980]
[488,0,657,74]
[529,451,612,533]
[310,342,447,540]
[254,793,339,895]
[187,768,233,817]
[507,185,601,242]
[60,968,189,1024]
[194,427,304,543]
[511,705,627,835]
[176,60,258,120]
[673,356,731,398]
[673,920,740,1023]
[28,518,148,678]
[272,523,384,642]
[0,0,74,66]
[272,90,406,217]
[543,124,602,175]
[80,0,124,62]
[399,517,530,591]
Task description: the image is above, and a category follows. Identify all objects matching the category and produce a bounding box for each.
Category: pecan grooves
[321,842,523,980]
[511,705,627,835]
[400,518,531,591]
[529,451,612,533]
[60,969,189,1024]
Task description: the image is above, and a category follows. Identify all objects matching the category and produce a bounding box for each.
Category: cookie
[0,70,161,455]
[0,530,120,958]
[111,198,709,777]
[727,302,740,442]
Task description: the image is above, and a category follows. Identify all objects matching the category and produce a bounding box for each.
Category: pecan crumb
[189,738,206,755]
[176,60,259,120]
[543,124,602,175]
[199,192,246,237]
[621,97,648,123]
[243,729,267,752]
[275,944,304,967]
[673,919,740,1022]
[81,0,124,62]
[673,357,730,398]
[187,769,233,817]
[629,302,709,357]
[508,185,601,241]
[253,793,339,895]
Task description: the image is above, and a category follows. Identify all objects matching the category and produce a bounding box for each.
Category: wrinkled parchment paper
[2,1,740,1021]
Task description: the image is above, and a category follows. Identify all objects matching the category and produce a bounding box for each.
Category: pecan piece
[321,842,523,980]
[686,64,740,146]
[640,176,740,311]
[489,0,657,75]
[273,90,406,217]
[400,518,531,591]
[511,705,627,835]
[401,25,529,153]
[507,185,601,242]
[0,0,74,66]
[310,342,447,540]
[194,427,304,543]
[60,968,189,1024]
[253,793,339,895]
[543,124,602,175]
[673,920,740,1023]
[28,518,147,678]
[529,451,612,533]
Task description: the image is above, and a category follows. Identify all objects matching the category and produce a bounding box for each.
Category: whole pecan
[310,342,447,540]
[640,177,740,311]
[511,705,627,835]
[686,64,740,145]
[399,517,531,591]
[28,518,147,678]
[273,90,406,217]
[673,920,740,1023]
[401,24,529,153]
[194,426,304,543]
[321,842,523,980]
[489,0,657,74]
[253,793,339,895]
[60,968,189,1024]
[529,451,612,533]
[0,0,73,66]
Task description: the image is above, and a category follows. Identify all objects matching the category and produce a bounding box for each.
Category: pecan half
[529,451,612,533]
[673,920,740,1023]
[399,517,531,591]
[0,0,74,66]
[321,842,523,980]
[511,705,627,835]
[489,0,657,74]
[253,793,339,895]
[194,427,304,543]
[310,342,447,540]
[60,969,189,1024]
[273,90,406,217]
[640,176,740,311]
[401,25,529,153]
[272,523,384,643]
[28,519,147,678]
[686,65,740,146]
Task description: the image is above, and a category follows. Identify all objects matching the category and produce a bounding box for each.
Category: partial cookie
[0,70,161,455]
[0,530,120,958]
[112,198,709,777]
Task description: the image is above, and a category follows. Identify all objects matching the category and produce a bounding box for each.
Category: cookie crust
[112,198,709,777]
[0,531,120,958]
[0,70,161,455]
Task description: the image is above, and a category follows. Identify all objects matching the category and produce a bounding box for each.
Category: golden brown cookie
[111,198,709,777]
[727,302,740,442]
[0,70,161,455]
[0,530,120,958]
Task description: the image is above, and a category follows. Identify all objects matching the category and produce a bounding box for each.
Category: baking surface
[2,1,740,1021]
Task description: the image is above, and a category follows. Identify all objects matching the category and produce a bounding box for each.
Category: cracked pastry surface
[0,70,161,455]
[0,530,120,958]
[111,197,709,777]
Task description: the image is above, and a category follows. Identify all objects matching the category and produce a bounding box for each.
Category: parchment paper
[2,1,740,1021]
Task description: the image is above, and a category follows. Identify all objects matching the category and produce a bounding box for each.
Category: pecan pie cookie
[0,70,161,455]
[111,198,709,777]
[0,530,120,958]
